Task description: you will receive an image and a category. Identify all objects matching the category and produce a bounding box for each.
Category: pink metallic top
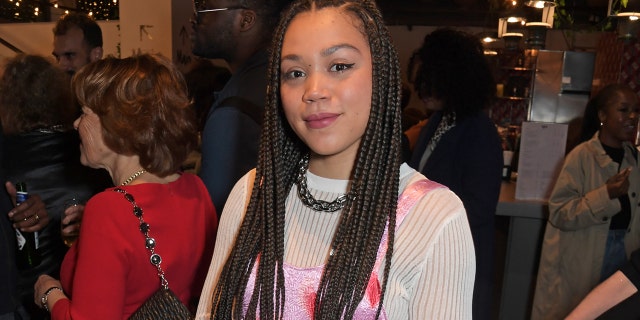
[243,179,444,319]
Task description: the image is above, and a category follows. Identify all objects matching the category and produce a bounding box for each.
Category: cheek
[80,120,104,149]
[345,78,372,121]
[280,87,301,126]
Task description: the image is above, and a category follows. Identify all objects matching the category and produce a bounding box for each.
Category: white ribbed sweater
[196,164,475,319]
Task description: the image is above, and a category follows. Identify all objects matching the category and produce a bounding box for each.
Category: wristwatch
[41,286,63,312]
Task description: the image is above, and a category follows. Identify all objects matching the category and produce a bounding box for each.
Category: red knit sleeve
[53,191,134,319]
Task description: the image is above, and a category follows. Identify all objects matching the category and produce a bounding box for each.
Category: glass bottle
[15,182,41,269]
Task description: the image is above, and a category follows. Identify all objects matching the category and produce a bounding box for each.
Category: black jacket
[3,130,112,316]
[0,128,19,315]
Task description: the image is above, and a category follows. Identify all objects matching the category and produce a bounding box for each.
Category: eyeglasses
[194,6,247,19]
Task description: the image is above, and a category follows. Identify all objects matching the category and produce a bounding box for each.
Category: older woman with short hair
[33,54,218,319]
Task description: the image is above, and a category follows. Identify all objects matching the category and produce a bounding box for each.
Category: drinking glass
[61,197,82,247]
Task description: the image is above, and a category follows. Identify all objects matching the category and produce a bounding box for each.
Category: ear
[598,109,606,124]
[238,9,257,32]
[89,47,103,62]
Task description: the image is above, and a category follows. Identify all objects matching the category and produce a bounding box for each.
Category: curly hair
[209,0,402,318]
[580,83,635,142]
[0,54,75,135]
[410,28,495,120]
[53,12,103,49]
[71,54,198,177]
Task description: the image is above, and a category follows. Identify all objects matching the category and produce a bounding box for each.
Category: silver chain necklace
[295,154,354,212]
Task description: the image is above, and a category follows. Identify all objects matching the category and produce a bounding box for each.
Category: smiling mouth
[305,113,340,129]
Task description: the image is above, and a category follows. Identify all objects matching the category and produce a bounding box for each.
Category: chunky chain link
[295,154,353,212]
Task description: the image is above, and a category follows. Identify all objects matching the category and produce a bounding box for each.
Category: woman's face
[599,89,640,147]
[421,95,444,111]
[73,106,114,170]
[280,7,372,163]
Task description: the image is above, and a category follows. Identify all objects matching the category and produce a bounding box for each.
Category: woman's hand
[6,182,49,232]
[606,168,631,199]
[62,204,84,245]
[34,274,66,311]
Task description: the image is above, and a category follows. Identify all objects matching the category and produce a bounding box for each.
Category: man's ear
[90,47,103,62]
[238,9,256,32]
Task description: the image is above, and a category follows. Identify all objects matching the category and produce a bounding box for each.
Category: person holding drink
[0,53,112,319]
[533,83,640,318]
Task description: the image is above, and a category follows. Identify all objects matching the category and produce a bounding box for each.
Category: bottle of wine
[15,182,41,269]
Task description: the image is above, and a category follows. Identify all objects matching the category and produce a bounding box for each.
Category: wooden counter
[496,182,548,320]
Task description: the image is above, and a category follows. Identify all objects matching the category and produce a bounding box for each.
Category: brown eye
[330,63,354,72]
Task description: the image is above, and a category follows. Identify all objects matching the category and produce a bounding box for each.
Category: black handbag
[112,187,192,320]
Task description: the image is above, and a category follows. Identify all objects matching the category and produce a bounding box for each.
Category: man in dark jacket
[190,0,293,216]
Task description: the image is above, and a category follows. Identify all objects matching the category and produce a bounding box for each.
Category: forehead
[282,8,368,54]
[53,27,87,51]
[195,0,230,8]
[603,90,639,110]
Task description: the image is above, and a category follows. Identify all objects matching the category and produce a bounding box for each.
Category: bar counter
[496,181,548,320]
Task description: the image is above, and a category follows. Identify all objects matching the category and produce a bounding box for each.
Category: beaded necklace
[121,169,146,186]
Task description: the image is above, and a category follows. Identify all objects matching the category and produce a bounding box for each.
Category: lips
[304,113,340,129]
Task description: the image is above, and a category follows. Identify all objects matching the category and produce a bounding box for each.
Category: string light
[0,0,119,22]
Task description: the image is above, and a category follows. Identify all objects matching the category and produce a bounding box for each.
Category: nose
[73,117,80,130]
[302,72,329,103]
[58,58,71,72]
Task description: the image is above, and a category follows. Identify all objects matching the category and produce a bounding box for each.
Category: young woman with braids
[195,0,476,318]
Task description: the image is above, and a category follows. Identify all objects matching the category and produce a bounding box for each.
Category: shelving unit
[488,48,539,127]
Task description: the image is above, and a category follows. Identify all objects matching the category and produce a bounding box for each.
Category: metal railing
[0,37,22,53]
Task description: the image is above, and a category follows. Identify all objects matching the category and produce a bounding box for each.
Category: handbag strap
[113,187,171,290]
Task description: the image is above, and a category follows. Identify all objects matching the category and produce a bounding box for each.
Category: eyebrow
[281,43,361,62]
[52,51,76,58]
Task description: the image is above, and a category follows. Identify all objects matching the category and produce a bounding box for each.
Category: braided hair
[209,0,402,318]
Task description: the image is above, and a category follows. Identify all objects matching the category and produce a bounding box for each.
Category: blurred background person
[183,58,232,133]
[33,54,217,319]
[190,0,293,216]
[181,59,232,175]
[533,83,640,319]
[52,12,103,76]
[408,28,503,320]
[0,53,111,319]
[0,121,26,320]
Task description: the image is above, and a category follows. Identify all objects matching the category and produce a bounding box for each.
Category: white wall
[0,20,120,61]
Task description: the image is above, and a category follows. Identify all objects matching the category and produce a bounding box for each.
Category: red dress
[51,173,217,319]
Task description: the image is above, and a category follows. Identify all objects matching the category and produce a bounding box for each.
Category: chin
[79,156,95,169]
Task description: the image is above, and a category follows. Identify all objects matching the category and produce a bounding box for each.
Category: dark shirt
[0,172,18,316]
[199,50,268,216]
[0,128,19,316]
[409,110,503,320]
[601,143,631,230]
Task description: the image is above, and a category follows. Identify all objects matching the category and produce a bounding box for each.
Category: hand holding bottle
[5,181,48,232]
